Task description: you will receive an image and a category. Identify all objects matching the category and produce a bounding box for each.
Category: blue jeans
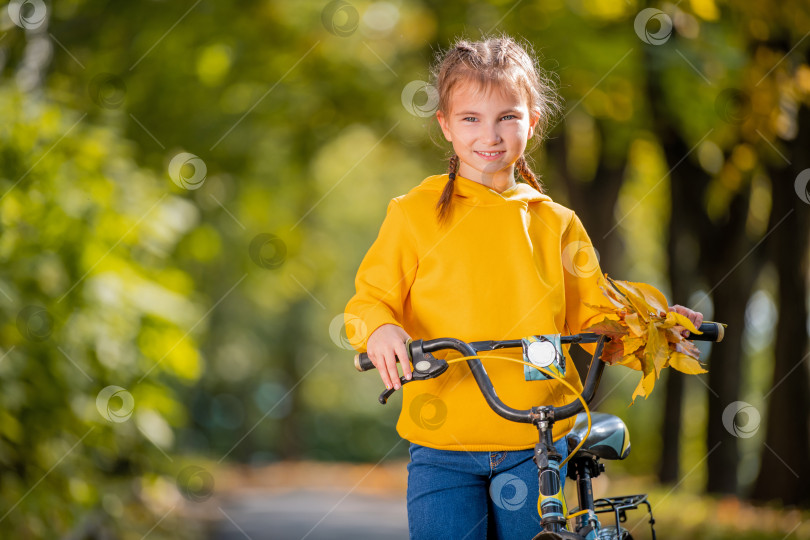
[406,438,568,540]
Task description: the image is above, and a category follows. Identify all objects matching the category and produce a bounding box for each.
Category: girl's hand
[366,324,413,390]
[669,304,704,338]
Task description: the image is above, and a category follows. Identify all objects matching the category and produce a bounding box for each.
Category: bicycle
[353,321,725,540]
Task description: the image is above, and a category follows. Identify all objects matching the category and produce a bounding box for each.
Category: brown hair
[431,35,561,224]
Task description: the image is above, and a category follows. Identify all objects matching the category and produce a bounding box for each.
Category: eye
[501,114,517,121]
[463,117,478,122]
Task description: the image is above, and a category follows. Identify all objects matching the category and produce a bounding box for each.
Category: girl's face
[436,80,539,191]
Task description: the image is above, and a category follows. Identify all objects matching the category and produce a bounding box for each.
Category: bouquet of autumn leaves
[583,274,706,403]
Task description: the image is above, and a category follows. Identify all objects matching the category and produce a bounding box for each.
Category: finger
[694,312,704,328]
[398,341,412,380]
[384,350,402,390]
[372,352,393,389]
[670,304,686,315]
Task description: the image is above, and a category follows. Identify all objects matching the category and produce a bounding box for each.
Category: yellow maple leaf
[608,278,654,323]
[622,336,645,356]
[632,360,656,402]
[644,325,668,378]
[667,311,702,334]
[624,312,645,337]
[618,354,642,370]
[669,352,708,374]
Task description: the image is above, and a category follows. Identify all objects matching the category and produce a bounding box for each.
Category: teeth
[478,151,502,156]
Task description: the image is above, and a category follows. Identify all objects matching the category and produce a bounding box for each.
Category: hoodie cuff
[345,307,403,353]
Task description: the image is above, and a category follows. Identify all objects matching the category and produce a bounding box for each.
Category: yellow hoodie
[344,174,612,451]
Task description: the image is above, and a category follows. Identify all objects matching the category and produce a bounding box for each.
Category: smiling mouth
[475,151,505,158]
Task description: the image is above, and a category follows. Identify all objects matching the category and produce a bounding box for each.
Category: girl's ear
[436,110,453,142]
[527,113,540,139]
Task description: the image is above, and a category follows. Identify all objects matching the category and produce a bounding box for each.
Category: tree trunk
[278,298,308,458]
[751,101,810,505]
[659,135,707,484]
[703,214,757,494]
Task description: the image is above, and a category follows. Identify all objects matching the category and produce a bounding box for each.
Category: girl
[344,35,702,540]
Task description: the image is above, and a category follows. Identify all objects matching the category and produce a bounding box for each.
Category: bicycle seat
[566,412,630,460]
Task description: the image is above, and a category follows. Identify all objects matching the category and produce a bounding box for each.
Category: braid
[436,154,460,224]
[515,155,545,194]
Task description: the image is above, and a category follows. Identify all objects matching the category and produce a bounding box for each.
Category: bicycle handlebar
[354,322,725,424]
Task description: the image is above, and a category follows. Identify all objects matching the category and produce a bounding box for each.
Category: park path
[209,489,408,539]
[205,461,409,539]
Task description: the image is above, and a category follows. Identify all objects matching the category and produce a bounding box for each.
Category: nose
[481,121,501,145]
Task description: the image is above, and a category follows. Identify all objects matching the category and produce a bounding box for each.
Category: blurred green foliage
[0,85,205,536]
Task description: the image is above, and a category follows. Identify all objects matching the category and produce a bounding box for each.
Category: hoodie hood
[414,174,552,206]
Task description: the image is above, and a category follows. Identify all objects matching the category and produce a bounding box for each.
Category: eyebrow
[454,109,522,116]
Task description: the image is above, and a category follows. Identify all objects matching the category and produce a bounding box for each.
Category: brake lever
[378,344,449,404]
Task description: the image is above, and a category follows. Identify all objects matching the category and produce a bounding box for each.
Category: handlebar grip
[354,352,374,372]
[691,322,725,342]
[354,338,414,372]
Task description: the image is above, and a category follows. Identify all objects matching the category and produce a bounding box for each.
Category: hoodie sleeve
[344,198,418,352]
[561,212,617,355]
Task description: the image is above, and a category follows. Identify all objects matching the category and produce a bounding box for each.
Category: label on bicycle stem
[523,334,565,381]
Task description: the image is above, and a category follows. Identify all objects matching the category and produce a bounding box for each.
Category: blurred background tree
[0,0,808,538]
